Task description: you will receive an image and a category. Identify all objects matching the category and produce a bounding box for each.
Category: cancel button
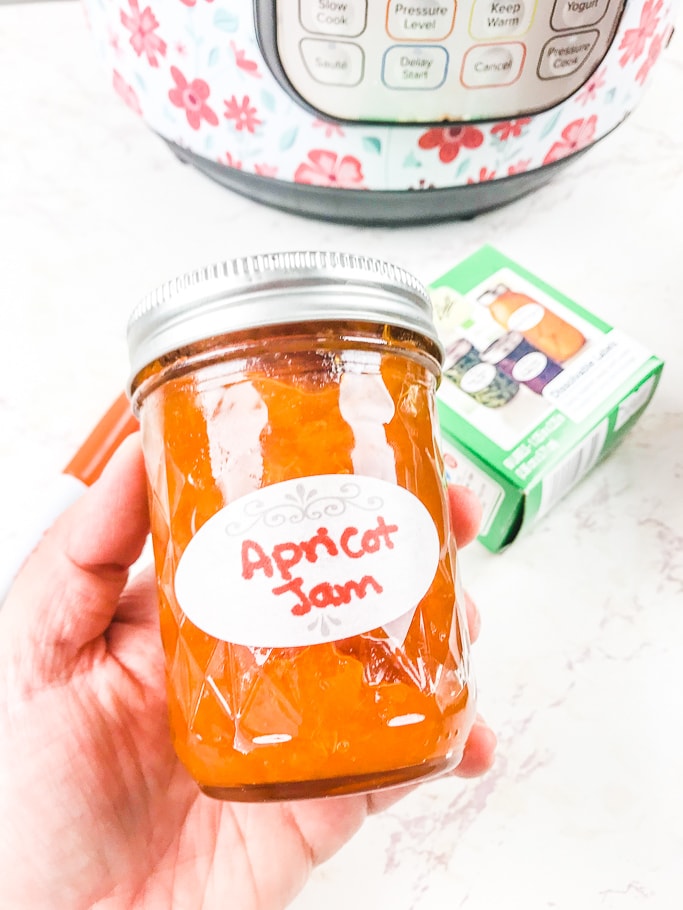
[461,43,525,86]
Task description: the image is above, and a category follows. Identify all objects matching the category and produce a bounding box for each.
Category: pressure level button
[386,1,457,41]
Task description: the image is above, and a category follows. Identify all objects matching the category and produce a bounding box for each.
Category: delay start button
[382,45,449,88]
[300,0,368,38]
[538,30,599,79]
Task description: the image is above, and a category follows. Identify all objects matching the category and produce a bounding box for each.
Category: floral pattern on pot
[83,0,678,192]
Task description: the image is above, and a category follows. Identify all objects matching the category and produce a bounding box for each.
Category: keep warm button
[470,0,534,39]
[538,30,599,78]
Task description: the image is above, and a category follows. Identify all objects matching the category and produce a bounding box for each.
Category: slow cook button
[461,43,525,87]
[382,45,448,89]
[469,0,534,40]
[386,1,457,41]
[551,0,611,31]
[300,39,365,85]
[300,0,368,38]
[537,30,599,78]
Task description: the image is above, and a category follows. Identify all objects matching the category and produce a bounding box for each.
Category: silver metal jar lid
[127,250,442,383]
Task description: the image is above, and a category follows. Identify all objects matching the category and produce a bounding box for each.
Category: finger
[448,484,482,549]
[366,715,497,816]
[111,563,158,629]
[464,590,481,643]
[452,715,497,778]
[0,434,149,685]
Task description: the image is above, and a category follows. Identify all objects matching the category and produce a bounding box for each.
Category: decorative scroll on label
[174,474,440,647]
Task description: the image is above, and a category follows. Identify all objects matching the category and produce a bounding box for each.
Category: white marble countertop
[1,3,682,908]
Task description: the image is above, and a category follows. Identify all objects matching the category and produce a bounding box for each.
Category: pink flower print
[179,0,214,6]
[254,163,279,178]
[313,119,345,139]
[120,1,167,68]
[294,150,366,189]
[467,167,497,184]
[112,70,142,116]
[230,42,262,78]
[221,152,243,169]
[619,0,662,66]
[107,27,123,58]
[223,95,262,133]
[576,68,607,105]
[542,115,598,165]
[169,67,219,130]
[490,118,531,141]
[418,126,484,163]
[636,31,666,85]
[507,160,531,176]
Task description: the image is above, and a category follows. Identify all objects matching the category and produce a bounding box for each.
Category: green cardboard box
[430,246,663,553]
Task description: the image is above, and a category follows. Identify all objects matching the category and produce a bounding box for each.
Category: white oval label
[507,302,545,332]
[174,475,441,647]
[460,362,497,393]
[512,351,548,381]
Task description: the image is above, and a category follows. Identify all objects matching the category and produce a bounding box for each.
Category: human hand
[0,436,495,910]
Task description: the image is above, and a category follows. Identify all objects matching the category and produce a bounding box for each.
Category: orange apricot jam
[128,253,476,801]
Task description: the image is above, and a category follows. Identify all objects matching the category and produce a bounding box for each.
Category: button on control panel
[300,39,365,85]
[258,0,626,122]
[383,44,449,88]
[470,0,535,40]
[538,30,599,79]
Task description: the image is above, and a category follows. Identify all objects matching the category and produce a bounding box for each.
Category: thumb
[0,434,150,686]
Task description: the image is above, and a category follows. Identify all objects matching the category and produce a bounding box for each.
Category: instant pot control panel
[255,0,626,123]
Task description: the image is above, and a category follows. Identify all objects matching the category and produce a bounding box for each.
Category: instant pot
[84,0,678,223]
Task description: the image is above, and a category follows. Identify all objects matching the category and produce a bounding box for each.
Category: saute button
[461,43,525,87]
[551,0,611,31]
[469,0,534,39]
[300,0,368,38]
[537,30,598,78]
[382,45,448,89]
[386,1,457,41]
[300,40,365,85]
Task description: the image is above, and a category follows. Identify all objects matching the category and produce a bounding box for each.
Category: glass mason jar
[127,251,476,802]
[481,330,563,395]
[444,338,519,408]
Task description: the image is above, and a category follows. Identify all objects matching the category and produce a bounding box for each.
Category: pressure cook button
[386,1,457,41]
[551,0,610,31]
[537,30,599,78]
[469,0,534,40]
[382,45,448,89]
[460,43,525,87]
[300,39,365,85]
[300,0,368,38]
